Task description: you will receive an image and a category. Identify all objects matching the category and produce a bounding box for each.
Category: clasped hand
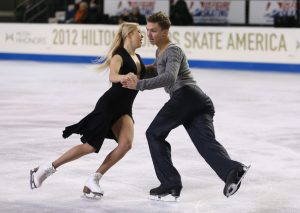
[121,72,138,90]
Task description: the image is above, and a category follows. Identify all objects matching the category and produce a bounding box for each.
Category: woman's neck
[123,43,135,55]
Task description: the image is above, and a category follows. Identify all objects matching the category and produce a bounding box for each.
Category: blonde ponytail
[96,22,139,70]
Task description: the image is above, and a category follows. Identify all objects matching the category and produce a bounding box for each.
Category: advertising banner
[104,0,169,17]
[185,0,246,24]
[249,0,297,25]
[1,23,300,65]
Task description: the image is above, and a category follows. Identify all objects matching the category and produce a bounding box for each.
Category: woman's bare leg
[31,143,96,189]
[96,115,134,175]
[52,143,96,169]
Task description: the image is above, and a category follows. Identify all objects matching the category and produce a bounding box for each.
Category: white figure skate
[81,173,104,200]
[30,162,56,189]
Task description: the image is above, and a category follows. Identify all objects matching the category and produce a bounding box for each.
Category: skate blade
[81,193,103,201]
[30,168,38,189]
[149,194,179,202]
[226,164,251,198]
[81,186,103,201]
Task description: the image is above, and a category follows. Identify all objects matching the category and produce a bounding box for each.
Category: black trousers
[146,85,242,188]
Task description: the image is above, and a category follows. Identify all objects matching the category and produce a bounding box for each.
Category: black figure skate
[223,164,251,197]
[149,185,182,202]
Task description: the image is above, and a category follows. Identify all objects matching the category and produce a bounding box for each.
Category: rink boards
[0,23,300,72]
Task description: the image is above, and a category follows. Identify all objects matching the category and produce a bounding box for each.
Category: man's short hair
[147,11,171,30]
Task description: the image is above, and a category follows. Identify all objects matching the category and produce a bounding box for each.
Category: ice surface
[1,60,300,213]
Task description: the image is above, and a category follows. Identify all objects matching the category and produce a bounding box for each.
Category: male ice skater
[122,11,250,201]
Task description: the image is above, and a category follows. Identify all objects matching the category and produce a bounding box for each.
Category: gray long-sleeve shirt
[136,43,197,96]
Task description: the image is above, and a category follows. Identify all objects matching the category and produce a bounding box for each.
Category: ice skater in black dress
[30,22,145,198]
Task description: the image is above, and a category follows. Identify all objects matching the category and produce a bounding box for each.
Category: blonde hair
[97,22,139,70]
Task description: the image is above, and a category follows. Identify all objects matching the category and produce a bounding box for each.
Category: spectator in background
[118,8,131,24]
[74,1,89,23]
[87,0,108,24]
[128,6,147,25]
[65,4,76,23]
[118,6,146,25]
[89,0,98,9]
[63,0,82,23]
[170,0,193,25]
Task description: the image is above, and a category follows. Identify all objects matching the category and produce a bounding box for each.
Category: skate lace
[44,166,56,178]
[92,176,101,187]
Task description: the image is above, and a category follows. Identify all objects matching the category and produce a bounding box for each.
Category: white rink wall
[0,23,300,72]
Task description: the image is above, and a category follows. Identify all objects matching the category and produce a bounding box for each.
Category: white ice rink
[0,60,300,213]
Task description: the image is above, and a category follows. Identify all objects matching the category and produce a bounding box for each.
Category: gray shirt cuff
[137,80,144,91]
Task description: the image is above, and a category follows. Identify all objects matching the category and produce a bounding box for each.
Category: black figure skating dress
[62,47,145,152]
